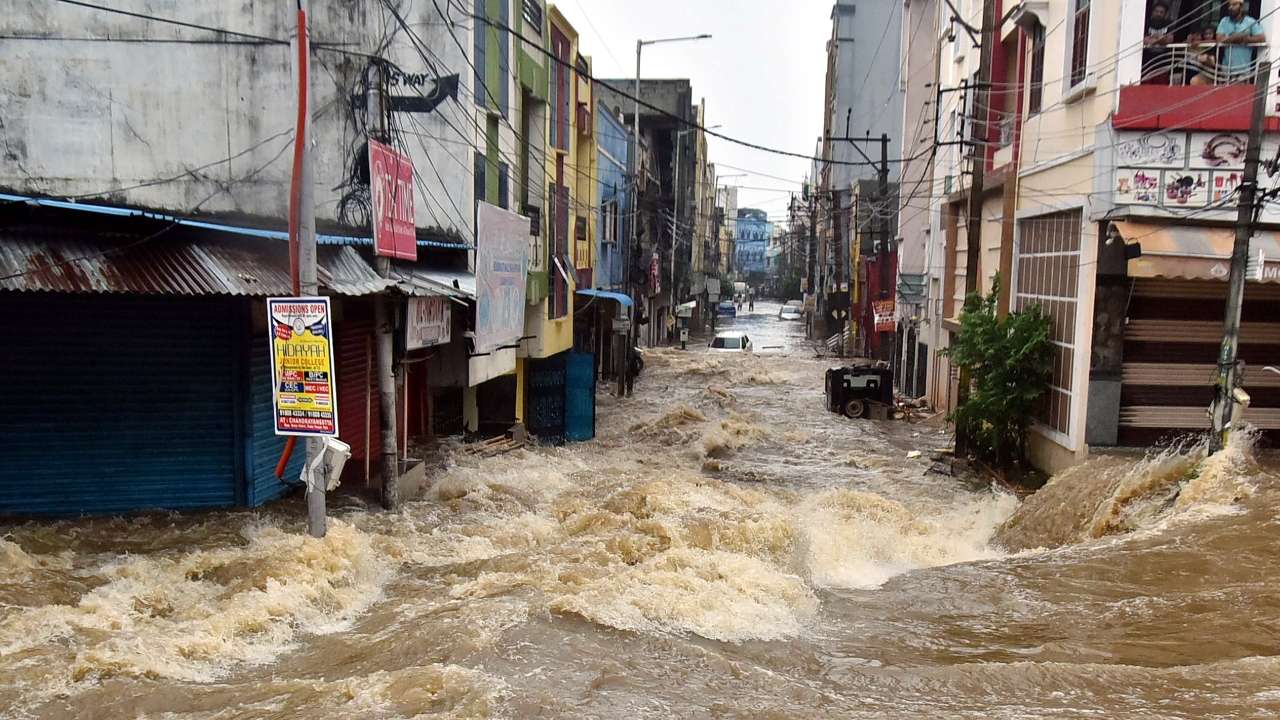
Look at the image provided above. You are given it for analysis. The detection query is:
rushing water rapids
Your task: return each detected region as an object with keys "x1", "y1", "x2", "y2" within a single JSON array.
[{"x1": 2, "y1": 304, "x2": 1279, "y2": 719}]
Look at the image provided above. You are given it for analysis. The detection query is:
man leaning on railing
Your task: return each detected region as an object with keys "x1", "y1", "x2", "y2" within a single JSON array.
[
  {"x1": 1143, "y1": 1, "x2": 1175, "y2": 84},
  {"x1": 1217, "y1": 0, "x2": 1266, "y2": 83}
]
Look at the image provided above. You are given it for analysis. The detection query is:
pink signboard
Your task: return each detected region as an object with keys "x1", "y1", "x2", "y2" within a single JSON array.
[{"x1": 368, "y1": 139, "x2": 417, "y2": 260}]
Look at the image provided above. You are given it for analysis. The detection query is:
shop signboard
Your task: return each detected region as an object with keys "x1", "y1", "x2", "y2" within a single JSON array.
[
  {"x1": 873, "y1": 299, "x2": 896, "y2": 332},
  {"x1": 406, "y1": 296, "x2": 451, "y2": 350},
  {"x1": 369, "y1": 138, "x2": 417, "y2": 260},
  {"x1": 1115, "y1": 168, "x2": 1162, "y2": 205},
  {"x1": 268, "y1": 297, "x2": 338, "y2": 437},
  {"x1": 475, "y1": 202, "x2": 530, "y2": 354}
]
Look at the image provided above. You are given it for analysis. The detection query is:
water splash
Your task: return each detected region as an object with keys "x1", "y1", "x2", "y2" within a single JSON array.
[
  {"x1": 997, "y1": 431, "x2": 1261, "y2": 551},
  {"x1": 0, "y1": 520, "x2": 394, "y2": 688},
  {"x1": 796, "y1": 488, "x2": 1017, "y2": 589}
]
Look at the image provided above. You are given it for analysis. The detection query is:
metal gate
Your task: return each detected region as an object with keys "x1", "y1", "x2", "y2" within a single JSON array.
[
  {"x1": 527, "y1": 354, "x2": 567, "y2": 444},
  {"x1": 0, "y1": 295, "x2": 239, "y2": 515},
  {"x1": 565, "y1": 351, "x2": 596, "y2": 441}
]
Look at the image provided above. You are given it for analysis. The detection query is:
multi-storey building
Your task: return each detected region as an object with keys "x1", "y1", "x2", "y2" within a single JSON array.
[{"x1": 915, "y1": 0, "x2": 1280, "y2": 472}]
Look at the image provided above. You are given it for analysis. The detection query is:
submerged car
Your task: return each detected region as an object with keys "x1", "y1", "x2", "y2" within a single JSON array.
[
  {"x1": 708, "y1": 332, "x2": 753, "y2": 352},
  {"x1": 716, "y1": 300, "x2": 737, "y2": 317},
  {"x1": 779, "y1": 302, "x2": 803, "y2": 321}
]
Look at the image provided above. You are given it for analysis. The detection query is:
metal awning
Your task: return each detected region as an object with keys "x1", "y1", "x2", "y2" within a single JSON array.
[
  {"x1": 1113, "y1": 220, "x2": 1280, "y2": 284},
  {"x1": 0, "y1": 192, "x2": 473, "y2": 249},
  {"x1": 390, "y1": 263, "x2": 476, "y2": 299},
  {"x1": 575, "y1": 288, "x2": 634, "y2": 307},
  {"x1": 0, "y1": 230, "x2": 389, "y2": 296}
]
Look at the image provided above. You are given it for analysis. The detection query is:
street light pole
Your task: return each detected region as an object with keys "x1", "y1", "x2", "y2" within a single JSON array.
[{"x1": 634, "y1": 33, "x2": 711, "y2": 346}]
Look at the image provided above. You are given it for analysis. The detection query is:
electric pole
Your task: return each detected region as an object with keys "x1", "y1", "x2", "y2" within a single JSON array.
[
  {"x1": 1208, "y1": 60, "x2": 1271, "y2": 454},
  {"x1": 366, "y1": 63, "x2": 400, "y2": 511},
  {"x1": 955, "y1": 0, "x2": 995, "y2": 456},
  {"x1": 291, "y1": 0, "x2": 324, "y2": 538}
]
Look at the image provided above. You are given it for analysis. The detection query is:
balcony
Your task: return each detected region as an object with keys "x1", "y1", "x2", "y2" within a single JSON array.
[{"x1": 1115, "y1": 44, "x2": 1270, "y2": 131}]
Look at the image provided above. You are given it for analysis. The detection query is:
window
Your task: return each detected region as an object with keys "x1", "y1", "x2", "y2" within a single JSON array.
[
  {"x1": 550, "y1": 156, "x2": 569, "y2": 319},
  {"x1": 601, "y1": 199, "x2": 618, "y2": 244},
  {"x1": 473, "y1": 151, "x2": 485, "y2": 219},
  {"x1": 550, "y1": 27, "x2": 571, "y2": 151},
  {"x1": 473, "y1": 0, "x2": 485, "y2": 108},
  {"x1": 498, "y1": 162, "x2": 509, "y2": 210},
  {"x1": 1014, "y1": 210, "x2": 1082, "y2": 437},
  {"x1": 1068, "y1": 0, "x2": 1091, "y2": 88},
  {"x1": 498, "y1": 0, "x2": 509, "y2": 117},
  {"x1": 522, "y1": 0, "x2": 543, "y2": 32},
  {"x1": 1029, "y1": 21, "x2": 1045, "y2": 114}
]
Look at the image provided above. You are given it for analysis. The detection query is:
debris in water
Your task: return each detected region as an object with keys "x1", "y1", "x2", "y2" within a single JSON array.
[{"x1": 906, "y1": 451, "x2": 922, "y2": 459}]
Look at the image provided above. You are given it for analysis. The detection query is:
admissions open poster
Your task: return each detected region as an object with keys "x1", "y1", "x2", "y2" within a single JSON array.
[{"x1": 268, "y1": 297, "x2": 339, "y2": 436}]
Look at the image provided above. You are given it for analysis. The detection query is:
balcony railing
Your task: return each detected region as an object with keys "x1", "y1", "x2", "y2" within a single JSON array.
[{"x1": 1140, "y1": 43, "x2": 1268, "y2": 86}]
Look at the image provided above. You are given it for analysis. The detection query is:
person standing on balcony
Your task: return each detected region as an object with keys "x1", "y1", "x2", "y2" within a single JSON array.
[
  {"x1": 1189, "y1": 27, "x2": 1221, "y2": 85},
  {"x1": 1143, "y1": 2, "x2": 1175, "y2": 84},
  {"x1": 1217, "y1": 0, "x2": 1266, "y2": 82}
]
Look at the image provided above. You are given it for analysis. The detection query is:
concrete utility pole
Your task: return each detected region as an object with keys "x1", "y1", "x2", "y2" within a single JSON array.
[
  {"x1": 291, "y1": 0, "x2": 324, "y2": 538},
  {"x1": 672, "y1": 132, "x2": 682, "y2": 328},
  {"x1": 1208, "y1": 60, "x2": 1271, "y2": 454},
  {"x1": 955, "y1": 0, "x2": 995, "y2": 456},
  {"x1": 365, "y1": 63, "x2": 400, "y2": 510}
]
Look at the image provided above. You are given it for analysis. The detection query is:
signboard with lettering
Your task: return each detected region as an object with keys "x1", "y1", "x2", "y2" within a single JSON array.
[
  {"x1": 475, "y1": 202, "x2": 530, "y2": 354},
  {"x1": 1114, "y1": 131, "x2": 1280, "y2": 215},
  {"x1": 405, "y1": 296, "x2": 451, "y2": 350},
  {"x1": 268, "y1": 297, "x2": 338, "y2": 436},
  {"x1": 369, "y1": 138, "x2": 417, "y2": 260},
  {"x1": 873, "y1": 299, "x2": 896, "y2": 332}
]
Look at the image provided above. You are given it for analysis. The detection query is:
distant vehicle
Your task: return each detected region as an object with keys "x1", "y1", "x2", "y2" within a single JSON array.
[
  {"x1": 709, "y1": 332, "x2": 753, "y2": 353},
  {"x1": 716, "y1": 300, "x2": 737, "y2": 317},
  {"x1": 779, "y1": 300, "x2": 803, "y2": 321}
]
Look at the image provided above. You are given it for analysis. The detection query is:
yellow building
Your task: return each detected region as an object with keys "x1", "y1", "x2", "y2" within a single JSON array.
[{"x1": 515, "y1": 5, "x2": 596, "y2": 433}]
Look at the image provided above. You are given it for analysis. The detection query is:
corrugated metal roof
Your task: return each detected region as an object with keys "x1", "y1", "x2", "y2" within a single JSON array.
[
  {"x1": 0, "y1": 192, "x2": 473, "y2": 249},
  {"x1": 391, "y1": 263, "x2": 476, "y2": 299},
  {"x1": 0, "y1": 230, "x2": 390, "y2": 296}
]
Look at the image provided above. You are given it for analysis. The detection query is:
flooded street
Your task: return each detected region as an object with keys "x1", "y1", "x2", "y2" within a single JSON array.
[{"x1": 3, "y1": 302, "x2": 1279, "y2": 719}]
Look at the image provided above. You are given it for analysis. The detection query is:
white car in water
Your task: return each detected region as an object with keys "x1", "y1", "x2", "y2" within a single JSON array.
[
  {"x1": 708, "y1": 332, "x2": 753, "y2": 353},
  {"x1": 779, "y1": 300, "x2": 804, "y2": 321}
]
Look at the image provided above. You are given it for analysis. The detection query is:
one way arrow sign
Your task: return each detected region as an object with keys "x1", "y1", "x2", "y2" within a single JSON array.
[
  {"x1": 354, "y1": 73, "x2": 460, "y2": 116},
  {"x1": 387, "y1": 73, "x2": 460, "y2": 114}
]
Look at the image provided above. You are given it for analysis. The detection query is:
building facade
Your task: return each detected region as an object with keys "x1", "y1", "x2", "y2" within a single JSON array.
[
  {"x1": 905, "y1": 0, "x2": 1280, "y2": 472},
  {"x1": 735, "y1": 208, "x2": 772, "y2": 280}
]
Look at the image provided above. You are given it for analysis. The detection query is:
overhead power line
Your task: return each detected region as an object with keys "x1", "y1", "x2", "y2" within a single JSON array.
[
  {"x1": 52, "y1": 0, "x2": 377, "y2": 58},
  {"x1": 462, "y1": 10, "x2": 926, "y2": 168}
]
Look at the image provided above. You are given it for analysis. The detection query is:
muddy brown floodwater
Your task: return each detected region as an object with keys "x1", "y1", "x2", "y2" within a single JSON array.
[{"x1": 3, "y1": 304, "x2": 1279, "y2": 719}]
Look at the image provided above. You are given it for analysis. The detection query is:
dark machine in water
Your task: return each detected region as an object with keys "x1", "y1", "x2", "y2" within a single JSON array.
[{"x1": 825, "y1": 365, "x2": 893, "y2": 419}]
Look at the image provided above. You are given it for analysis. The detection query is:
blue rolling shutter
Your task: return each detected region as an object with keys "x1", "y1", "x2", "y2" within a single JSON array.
[
  {"x1": 245, "y1": 333, "x2": 302, "y2": 506},
  {"x1": 564, "y1": 351, "x2": 595, "y2": 441},
  {"x1": 0, "y1": 295, "x2": 239, "y2": 515}
]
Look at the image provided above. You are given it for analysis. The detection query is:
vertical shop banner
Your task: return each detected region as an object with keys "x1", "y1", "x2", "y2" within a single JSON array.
[
  {"x1": 873, "y1": 299, "x2": 896, "y2": 332},
  {"x1": 475, "y1": 202, "x2": 531, "y2": 354},
  {"x1": 268, "y1": 297, "x2": 339, "y2": 436},
  {"x1": 369, "y1": 138, "x2": 417, "y2": 260},
  {"x1": 406, "y1": 295, "x2": 452, "y2": 350}
]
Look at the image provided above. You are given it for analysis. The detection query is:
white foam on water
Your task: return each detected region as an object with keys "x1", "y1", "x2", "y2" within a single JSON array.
[
  {"x1": 0, "y1": 519, "x2": 394, "y2": 685},
  {"x1": 796, "y1": 488, "x2": 1018, "y2": 590}
]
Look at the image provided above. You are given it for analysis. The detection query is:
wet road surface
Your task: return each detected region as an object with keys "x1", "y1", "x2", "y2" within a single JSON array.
[{"x1": 3, "y1": 301, "x2": 1279, "y2": 719}]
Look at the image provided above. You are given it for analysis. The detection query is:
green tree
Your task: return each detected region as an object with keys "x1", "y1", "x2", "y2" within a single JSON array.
[{"x1": 944, "y1": 275, "x2": 1054, "y2": 467}]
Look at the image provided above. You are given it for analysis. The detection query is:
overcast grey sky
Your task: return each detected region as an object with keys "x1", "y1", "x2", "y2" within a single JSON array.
[{"x1": 557, "y1": 0, "x2": 832, "y2": 220}]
